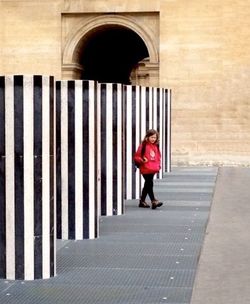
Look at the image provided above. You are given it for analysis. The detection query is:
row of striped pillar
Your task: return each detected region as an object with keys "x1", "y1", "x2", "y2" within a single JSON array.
[
  {"x1": 123, "y1": 85, "x2": 171, "y2": 200},
  {"x1": 0, "y1": 76, "x2": 171, "y2": 281},
  {"x1": 56, "y1": 81, "x2": 171, "y2": 220}
]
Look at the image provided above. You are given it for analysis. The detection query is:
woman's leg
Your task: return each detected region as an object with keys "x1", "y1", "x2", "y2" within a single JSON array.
[
  {"x1": 141, "y1": 174, "x2": 163, "y2": 209},
  {"x1": 141, "y1": 174, "x2": 156, "y2": 201}
]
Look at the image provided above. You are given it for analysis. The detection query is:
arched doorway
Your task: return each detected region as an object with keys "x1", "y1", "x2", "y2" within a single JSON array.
[
  {"x1": 81, "y1": 25, "x2": 148, "y2": 84},
  {"x1": 62, "y1": 15, "x2": 159, "y2": 86}
]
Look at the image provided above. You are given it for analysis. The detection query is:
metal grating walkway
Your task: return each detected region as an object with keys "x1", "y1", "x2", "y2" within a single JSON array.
[{"x1": 0, "y1": 167, "x2": 218, "y2": 304}]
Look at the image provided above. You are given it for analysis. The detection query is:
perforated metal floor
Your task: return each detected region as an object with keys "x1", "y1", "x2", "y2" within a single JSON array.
[{"x1": 0, "y1": 167, "x2": 218, "y2": 304}]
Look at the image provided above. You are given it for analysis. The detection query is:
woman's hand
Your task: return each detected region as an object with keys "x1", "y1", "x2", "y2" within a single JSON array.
[{"x1": 142, "y1": 156, "x2": 148, "y2": 163}]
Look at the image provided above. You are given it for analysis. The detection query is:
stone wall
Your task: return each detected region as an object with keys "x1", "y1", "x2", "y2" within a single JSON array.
[
  {"x1": 160, "y1": 0, "x2": 250, "y2": 166},
  {"x1": 0, "y1": 0, "x2": 62, "y2": 78},
  {"x1": 1, "y1": 0, "x2": 250, "y2": 166}
]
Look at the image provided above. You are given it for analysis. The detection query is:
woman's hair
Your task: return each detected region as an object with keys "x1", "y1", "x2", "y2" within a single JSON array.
[{"x1": 142, "y1": 129, "x2": 159, "y2": 144}]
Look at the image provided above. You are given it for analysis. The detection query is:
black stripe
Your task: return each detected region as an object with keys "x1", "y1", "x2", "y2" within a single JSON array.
[
  {"x1": 157, "y1": 88, "x2": 160, "y2": 132},
  {"x1": 0, "y1": 77, "x2": 6, "y2": 278},
  {"x1": 82, "y1": 81, "x2": 89, "y2": 238},
  {"x1": 156, "y1": 88, "x2": 160, "y2": 179},
  {"x1": 165, "y1": 89, "x2": 169, "y2": 172},
  {"x1": 131, "y1": 86, "x2": 136, "y2": 198},
  {"x1": 0, "y1": 77, "x2": 5, "y2": 155},
  {"x1": 49, "y1": 76, "x2": 55, "y2": 276},
  {"x1": 14, "y1": 75, "x2": 24, "y2": 280},
  {"x1": 121, "y1": 85, "x2": 125, "y2": 213},
  {"x1": 138, "y1": 87, "x2": 142, "y2": 196},
  {"x1": 112, "y1": 84, "x2": 118, "y2": 215},
  {"x1": 100, "y1": 84, "x2": 107, "y2": 215},
  {"x1": 146, "y1": 87, "x2": 149, "y2": 130},
  {"x1": 139, "y1": 86, "x2": 142, "y2": 138},
  {"x1": 56, "y1": 81, "x2": 62, "y2": 239},
  {"x1": 93, "y1": 82, "x2": 98, "y2": 237},
  {"x1": 169, "y1": 90, "x2": 172, "y2": 170},
  {"x1": 67, "y1": 81, "x2": 75, "y2": 239},
  {"x1": 123, "y1": 86, "x2": 127, "y2": 199},
  {"x1": 33, "y1": 75, "x2": 43, "y2": 279}
]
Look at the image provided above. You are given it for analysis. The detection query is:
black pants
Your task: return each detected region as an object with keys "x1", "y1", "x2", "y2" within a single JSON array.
[{"x1": 141, "y1": 174, "x2": 156, "y2": 202}]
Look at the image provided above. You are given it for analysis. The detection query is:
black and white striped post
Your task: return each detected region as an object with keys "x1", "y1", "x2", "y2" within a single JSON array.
[
  {"x1": 123, "y1": 85, "x2": 142, "y2": 200},
  {"x1": 150, "y1": 87, "x2": 165, "y2": 180},
  {"x1": 124, "y1": 85, "x2": 170, "y2": 200},
  {"x1": 56, "y1": 80, "x2": 99, "y2": 240},
  {"x1": 97, "y1": 83, "x2": 124, "y2": 216},
  {"x1": 0, "y1": 75, "x2": 55, "y2": 280},
  {"x1": 164, "y1": 89, "x2": 172, "y2": 173},
  {"x1": 139, "y1": 86, "x2": 165, "y2": 180}
]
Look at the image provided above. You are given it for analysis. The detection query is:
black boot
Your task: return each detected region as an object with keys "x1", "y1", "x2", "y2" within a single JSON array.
[
  {"x1": 138, "y1": 200, "x2": 150, "y2": 208},
  {"x1": 151, "y1": 200, "x2": 163, "y2": 209}
]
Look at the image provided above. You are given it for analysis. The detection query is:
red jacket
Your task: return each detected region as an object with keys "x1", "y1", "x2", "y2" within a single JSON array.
[{"x1": 134, "y1": 142, "x2": 161, "y2": 174}]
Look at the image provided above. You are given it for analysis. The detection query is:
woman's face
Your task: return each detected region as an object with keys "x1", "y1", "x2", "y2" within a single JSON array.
[{"x1": 148, "y1": 134, "x2": 157, "y2": 143}]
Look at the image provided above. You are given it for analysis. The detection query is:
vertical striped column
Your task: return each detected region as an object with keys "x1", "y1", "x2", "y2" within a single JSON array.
[
  {"x1": 158, "y1": 87, "x2": 164, "y2": 179},
  {"x1": 98, "y1": 83, "x2": 124, "y2": 216},
  {"x1": 0, "y1": 75, "x2": 55, "y2": 280},
  {"x1": 164, "y1": 89, "x2": 172, "y2": 173},
  {"x1": 124, "y1": 85, "x2": 142, "y2": 200},
  {"x1": 150, "y1": 87, "x2": 164, "y2": 179},
  {"x1": 124, "y1": 85, "x2": 170, "y2": 199},
  {"x1": 139, "y1": 86, "x2": 149, "y2": 191},
  {"x1": 56, "y1": 80, "x2": 98, "y2": 240}
]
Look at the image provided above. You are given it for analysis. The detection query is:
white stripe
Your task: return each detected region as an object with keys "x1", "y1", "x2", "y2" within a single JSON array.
[
  {"x1": 153, "y1": 88, "x2": 157, "y2": 130},
  {"x1": 140, "y1": 86, "x2": 146, "y2": 140},
  {"x1": 74, "y1": 81, "x2": 83, "y2": 240},
  {"x1": 162, "y1": 89, "x2": 166, "y2": 172},
  {"x1": 140, "y1": 86, "x2": 146, "y2": 192},
  {"x1": 117, "y1": 84, "x2": 122, "y2": 215},
  {"x1": 88, "y1": 81, "x2": 96, "y2": 238},
  {"x1": 106, "y1": 84, "x2": 113, "y2": 216},
  {"x1": 97, "y1": 84, "x2": 101, "y2": 217},
  {"x1": 125, "y1": 85, "x2": 132, "y2": 200},
  {"x1": 42, "y1": 76, "x2": 50, "y2": 278},
  {"x1": 167, "y1": 89, "x2": 171, "y2": 172},
  {"x1": 23, "y1": 76, "x2": 34, "y2": 280},
  {"x1": 5, "y1": 76, "x2": 15, "y2": 280},
  {"x1": 159, "y1": 88, "x2": 163, "y2": 178},
  {"x1": 61, "y1": 81, "x2": 68, "y2": 239},
  {"x1": 149, "y1": 87, "x2": 153, "y2": 129},
  {"x1": 152, "y1": 88, "x2": 159, "y2": 179},
  {"x1": 135, "y1": 86, "x2": 141, "y2": 199},
  {"x1": 162, "y1": 89, "x2": 165, "y2": 176}
]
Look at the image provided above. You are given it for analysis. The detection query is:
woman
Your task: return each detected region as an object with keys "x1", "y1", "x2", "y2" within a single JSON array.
[{"x1": 134, "y1": 129, "x2": 163, "y2": 209}]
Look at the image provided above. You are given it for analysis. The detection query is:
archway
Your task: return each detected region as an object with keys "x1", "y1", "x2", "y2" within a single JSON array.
[
  {"x1": 62, "y1": 15, "x2": 159, "y2": 86},
  {"x1": 81, "y1": 25, "x2": 148, "y2": 84}
]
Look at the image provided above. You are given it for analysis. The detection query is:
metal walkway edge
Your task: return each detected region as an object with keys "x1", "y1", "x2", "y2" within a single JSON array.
[
  {"x1": 191, "y1": 167, "x2": 250, "y2": 304},
  {"x1": 0, "y1": 167, "x2": 218, "y2": 304}
]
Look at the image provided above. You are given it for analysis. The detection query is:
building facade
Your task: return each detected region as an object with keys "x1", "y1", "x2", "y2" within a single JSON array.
[{"x1": 1, "y1": 0, "x2": 250, "y2": 166}]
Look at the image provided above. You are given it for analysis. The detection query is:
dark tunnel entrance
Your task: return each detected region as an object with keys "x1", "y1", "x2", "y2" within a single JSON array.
[{"x1": 80, "y1": 25, "x2": 149, "y2": 84}]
